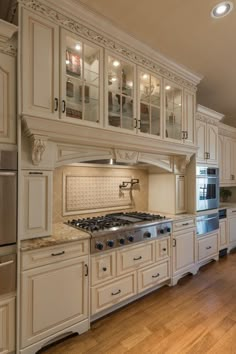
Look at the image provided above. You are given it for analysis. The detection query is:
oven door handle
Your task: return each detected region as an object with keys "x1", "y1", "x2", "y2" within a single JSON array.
[
  {"x1": 0, "y1": 260, "x2": 14, "y2": 267},
  {"x1": 0, "y1": 172, "x2": 16, "y2": 176}
]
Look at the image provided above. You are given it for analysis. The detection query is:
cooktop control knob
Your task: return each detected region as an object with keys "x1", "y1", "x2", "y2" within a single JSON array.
[
  {"x1": 144, "y1": 231, "x2": 151, "y2": 238},
  {"x1": 127, "y1": 235, "x2": 134, "y2": 242},
  {"x1": 119, "y1": 238, "x2": 125, "y2": 245},
  {"x1": 160, "y1": 229, "x2": 164, "y2": 234},
  {"x1": 96, "y1": 242, "x2": 104, "y2": 251},
  {"x1": 167, "y1": 227, "x2": 171, "y2": 233},
  {"x1": 107, "y1": 240, "x2": 114, "y2": 248}
]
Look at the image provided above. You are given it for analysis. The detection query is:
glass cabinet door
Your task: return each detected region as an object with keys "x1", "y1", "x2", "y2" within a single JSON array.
[
  {"x1": 62, "y1": 31, "x2": 100, "y2": 124},
  {"x1": 164, "y1": 81, "x2": 183, "y2": 141},
  {"x1": 107, "y1": 55, "x2": 134, "y2": 130},
  {"x1": 139, "y1": 71, "x2": 161, "y2": 136}
]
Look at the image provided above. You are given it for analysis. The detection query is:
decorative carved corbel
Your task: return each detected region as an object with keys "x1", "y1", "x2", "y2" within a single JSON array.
[
  {"x1": 175, "y1": 154, "x2": 192, "y2": 173},
  {"x1": 31, "y1": 135, "x2": 48, "y2": 165}
]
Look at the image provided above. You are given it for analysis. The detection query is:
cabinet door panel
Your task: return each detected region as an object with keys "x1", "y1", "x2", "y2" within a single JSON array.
[
  {"x1": 0, "y1": 52, "x2": 16, "y2": 144},
  {"x1": 21, "y1": 257, "x2": 88, "y2": 348},
  {"x1": 196, "y1": 120, "x2": 206, "y2": 162},
  {"x1": 198, "y1": 234, "x2": 218, "y2": 261},
  {"x1": 0, "y1": 296, "x2": 15, "y2": 354},
  {"x1": 138, "y1": 261, "x2": 169, "y2": 292},
  {"x1": 91, "y1": 252, "x2": 116, "y2": 286},
  {"x1": 21, "y1": 171, "x2": 52, "y2": 239},
  {"x1": 219, "y1": 220, "x2": 227, "y2": 249},
  {"x1": 218, "y1": 135, "x2": 224, "y2": 183},
  {"x1": 176, "y1": 175, "x2": 185, "y2": 213},
  {"x1": 207, "y1": 124, "x2": 218, "y2": 164},
  {"x1": 22, "y1": 9, "x2": 59, "y2": 118},
  {"x1": 173, "y1": 229, "x2": 195, "y2": 274},
  {"x1": 184, "y1": 90, "x2": 195, "y2": 145},
  {"x1": 223, "y1": 137, "x2": 232, "y2": 183},
  {"x1": 228, "y1": 216, "x2": 236, "y2": 243}
]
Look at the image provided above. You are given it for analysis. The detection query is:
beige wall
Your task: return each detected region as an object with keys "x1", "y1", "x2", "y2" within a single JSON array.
[{"x1": 53, "y1": 164, "x2": 148, "y2": 223}]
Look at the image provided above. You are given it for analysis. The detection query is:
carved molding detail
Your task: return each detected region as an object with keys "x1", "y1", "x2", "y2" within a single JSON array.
[
  {"x1": 115, "y1": 149, "x2": 139, "y2": 163},
  {"x1": 174, "y1": 155, "x2": 192, "y2": 173},
  {"x1": 218, "y1": 129, "x2": 236, "y2": 139},
  {"x1": 0, "y1": 36, "x2": 17, "y2": 56},
  {"x1": 31, "y1": 135, "x2": 47, "y2": 165},
  {"x1": 196, "y1": 113, "x2": 219, "y2": 126},
  {"x1": 19, "y1": 0, "x2": 197, "y2": 91}
]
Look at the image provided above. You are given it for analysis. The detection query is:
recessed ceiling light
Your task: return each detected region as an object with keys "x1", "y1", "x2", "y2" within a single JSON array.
[
  {"x1": 113, "y1": 60, "x2": 120, "y2": 67},
  {"x1": 165, "y1": 85, "x2": 171, "y2": 90},
  {"x1": 75, "y1": 44, "x2": 81, "y2": 50},
  {"x1": 142, "y1": 74, "x2": 148, "y2": 79},
  {"x1": 111, "y1": 77, "x2": 117, "y2": 82},
  {"x1": 211, "y1": 1, "x2": 234, "y2": 18}
]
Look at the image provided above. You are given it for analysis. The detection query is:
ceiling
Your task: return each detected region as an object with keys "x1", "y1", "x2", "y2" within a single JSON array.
[{"x1": 77, "y1": 0, "x2": 236, "y2": 126}]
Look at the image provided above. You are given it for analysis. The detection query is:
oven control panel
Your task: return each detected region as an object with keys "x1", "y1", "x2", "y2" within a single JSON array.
[{"x1": 91, "y1": 222, "x2": 172, "y2": 253}]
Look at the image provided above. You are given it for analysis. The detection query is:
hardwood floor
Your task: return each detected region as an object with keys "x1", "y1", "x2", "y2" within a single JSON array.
[{"x1": 42, "y1": 254, "x2": 236, "y2": 354}]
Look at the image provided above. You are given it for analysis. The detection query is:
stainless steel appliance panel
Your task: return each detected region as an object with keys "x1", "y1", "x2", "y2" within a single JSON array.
[
  {"x1": 196, "y1": 166, "x2": 219, "y2": 211},
  {"x1": 196, "y1": 213, "x2": 219, "y2": 236},
  {"x1": 0, "y1": 151, "x2": 17, "y2": 170},
  {"x1": 0, "y1": 171, "x2": 17, "y2": 246},
  {"x1": 0, "y1": 253, "x2": 16, "y2": 295}
]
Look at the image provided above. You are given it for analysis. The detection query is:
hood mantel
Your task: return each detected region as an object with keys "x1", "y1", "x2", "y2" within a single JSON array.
[{"x1": 22, "y1": 115, "x2": 197, "y2": 169}]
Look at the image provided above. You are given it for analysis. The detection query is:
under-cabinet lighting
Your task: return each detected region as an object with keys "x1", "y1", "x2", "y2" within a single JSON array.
[
  {"x1": 113, "y1": 60, "x2": 120, "y2": 67},
  {"x1": 65, "y1": 60, "x2": 70, "y2": 64},
  {"x1": 211, "y1": 1, "x2": 233, "y2": 18},
  {"x1": 75, "y1": 44, "x2": 81, "y2": 50},
  {"x1": 109, "y1": 158, "x2": 113, "y2": 165},
  {"x1": 165, "y1": 85, "x2": 171, "y2": 90}
]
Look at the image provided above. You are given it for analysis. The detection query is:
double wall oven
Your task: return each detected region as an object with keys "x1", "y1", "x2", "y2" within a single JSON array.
[
  {"x1": 0, "y1": 151, "x2": 17, "y2": 296},
  {"x1": 196, "y1": 166, "x2": 219, "y2": 237}
]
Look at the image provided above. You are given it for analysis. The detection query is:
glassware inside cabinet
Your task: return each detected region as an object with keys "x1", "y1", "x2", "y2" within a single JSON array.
[
  {"x1": 165, "y1": 83, "x2": 182, "y2": 140},
  {"x1": 64, "y1": 34, "x2": 100, "y2": 123},
  {"x1": 139, "y1": 72, "x2": 161, "y2": 136},
  {"x1": 107, "y1": 55, "x2": 134, "y2": 130}
]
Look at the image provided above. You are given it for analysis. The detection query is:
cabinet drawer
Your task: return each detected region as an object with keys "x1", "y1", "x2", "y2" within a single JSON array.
[
  {"x1": 91, "y1": 272, "x2": 137, "y2": 315},
  {"x1": 227, "y1": 209, "x2": 236, "y2": 217},
  {"x1": 117, "y1": 242, "x2": 155, "y2": 275},
  {"x1": 198, "y1": 233, "x2": 218, "y2": 261},
  {"x1": 156, "y1": 238, "x2": 169, "y2": 261},
  {"x1": 138, "y1": 261, "x2": 170, "y2": 293},
  {"x1": 91, "y1": 252, "x2": 116, "y2": 286},
  {"x1": 21, "y1": 240, "x2": 89, "y2": 270},
  {"x1": 173, "y1": 218, "x2": 195, "y2": 231}
]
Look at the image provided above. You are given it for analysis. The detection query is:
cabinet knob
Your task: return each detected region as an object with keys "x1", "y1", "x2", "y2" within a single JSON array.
[{"x1": 102, "y1": 267, "x2": 107, "y2": 272}]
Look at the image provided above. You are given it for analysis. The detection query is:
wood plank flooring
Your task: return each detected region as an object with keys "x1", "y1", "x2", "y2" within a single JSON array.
[{"x1": 41, "y1": 254, "x2": 236, "y2": 354}]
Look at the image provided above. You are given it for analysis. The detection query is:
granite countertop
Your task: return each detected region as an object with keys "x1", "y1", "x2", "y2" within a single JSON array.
[
  {"x1": 168, "y1": 213, "x2": 196, "y2": 221},
  {"x1": 20, "y1": 223, "x2": 90, "y2": 251},
  {"x1": 219, "y1": 202, "x2": 236, "y2": 209}
]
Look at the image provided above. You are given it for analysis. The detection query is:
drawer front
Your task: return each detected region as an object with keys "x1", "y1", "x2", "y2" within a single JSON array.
[
  {"x1": 117, "y1": 242, "x2": 155, "y2": 275},
  {"x1": 156, "y1": 238, "x2": 169, "y2": 261},
  {"x1": 227, "y1": 209, "x2": 236, "y2": 217},
  {"x1": 21, "y1": 240, "x2": 89, "y2": 270},
  {"x1": 91, "y1": 272, "x2": 137, "y2": 315},
  {"x1": 173, "y1": 218, "x2": 195, "y2": 232},
  {"x1": 198, "y1": 234, "x2": 218, "y2": 261},
  {"x1": 138, "y1": 261, "x2": 170, "y2": 293},
  {"x1": 91, "y1": 252, "x2": 116, "y2": 286}
]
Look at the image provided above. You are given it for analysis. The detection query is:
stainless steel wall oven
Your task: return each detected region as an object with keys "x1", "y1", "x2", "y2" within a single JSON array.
[{"x1": 196, "y1": 166, "x2": 219, "y2": 212}]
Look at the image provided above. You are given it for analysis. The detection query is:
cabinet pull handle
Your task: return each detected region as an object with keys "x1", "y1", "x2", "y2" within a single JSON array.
[
  {"x1": 134, "y1": 118, "x2": 137, "y2": 128},
  {"x1": 206, "y1": 246, "x2": 212, "y2": 250},
  {"x1": 173, "y1": 239, "x2": 176, "y2": 247},
  {"x1": 133, "y1": 256, "x2": 142, "y2": 261},
  {"x1": 204, "y1": 152, "x2": 208, "y2": 159},
  {"x1": 185, "y1": 131, "x2": 188, "y2": 140},
  {"x1": 29, "y1": 172, "x2": 43, "y2": 175},
  {"x1": 182, "y1": 131, "x2": 185, "y2": 140},
  {"x1": 182, "y1": 222, "x2": 189, "y2": 226},
  {"x1": 62, "y1": 100, "x2": 66, "y2": 113},
  {"x1": 152, "y1": 273, "x2": 160, "y2": 278},
  {"x1": 85, "y1": 264, "x2": 88, "y2": 276},
  {"x1": 102, "y1": 267, "x2": 107, "y2": 272},
  {"x1": 112, "y1": 289, "x2": 121, "y2": 296},
  {"x1": 51, "y1": 251, "x2": 65, "y2": 257},
  {"x1": 0, "y1": 260, "x2": 14, "y2": 268},
  {"x1": 162, "y1": 248, "x2": 167, "y2": 251},
  {"x1": 137, "y1": 119, "x2": 141, "y2": 130},
  {"x1": 232, "y1": 210, "x2": 236, "y2": 213},
  {"x1": 54, "y1": 98, "x2": 59, "y2": 111}
]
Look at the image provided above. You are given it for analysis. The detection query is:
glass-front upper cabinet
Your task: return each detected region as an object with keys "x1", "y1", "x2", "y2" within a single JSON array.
[
  {"x1": 138, "y1": 70, "x2": 161, "y2": 137},
  {"x1": 106, "y1": 54, "x2": 135, "y2": 131},
  {"x1": 164, "y1": 81, "x2": 183, "y2": 141},
  {"x1": 61, "y1": 30, "x2": 101, "y2": 124}
]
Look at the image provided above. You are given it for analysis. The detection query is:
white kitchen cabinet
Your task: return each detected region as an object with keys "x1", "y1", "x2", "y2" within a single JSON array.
[
  {"x1": 156, "y1": 238, "x2": 169, "y2": 261},
  {"x1": 138, "y1": 260, "x2": 169, "y2": 293},
  {"x1": 21, "y1": 9, "x2": 59, "y2": 119},
  {"x1": 219, "y1": 135, "x2": 236, "y2": 186},
  {"x1": 22, "y1": 9, "x2": 102, "y2": 126},
  {"x1": 197, "y1": 232, "x2": 218, "y2": 263},
  {"x1": 148, "y1": 174, "x2": 186, "y2": 214},
  {"x1": 0, "y1": 51, "x2": 16, "y2": 145},
  {"x1": 227, "y1": 209, "x2": 236, "y2": 251},
  {"x1": 219, "y1": 219, "x2": 228, "y2": 251},
  {"x1": 20, "y1": 244, "x2": 89, "y2": 350},
  {"x1": 20, "y1": 170, "x2": 52, "y2": 240},
  {"x1": 91, "y1": 251, "x2": 116, "y2": 286},
  {"x1": 172, "y1": 222, "x2": 196, "y2": 285},
  {"x1": 0, "y1": 295, "x2": 15, "y2": 354},
  {"x1": 196, "y1": 119, "x2": 218, "y2": 165}
]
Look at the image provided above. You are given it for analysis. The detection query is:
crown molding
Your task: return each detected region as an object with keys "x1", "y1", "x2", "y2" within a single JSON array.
[
  {"x1": 19, "y1": 0, "x2": 202, "y2": 90},
  {"x1": 218, "y1": 122, "x2": 236, "y2": 138},
  {"x1": 0, "y1": 20, "x2": 17, "y2": 56},
  {"x1": 196, "y1": 104, "x2": 224, "y2": 121}
]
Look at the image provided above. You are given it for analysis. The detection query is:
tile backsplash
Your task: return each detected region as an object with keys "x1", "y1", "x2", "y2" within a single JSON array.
[{"x1": 53, "y1": 165, "x2": 148, "y2": 223}]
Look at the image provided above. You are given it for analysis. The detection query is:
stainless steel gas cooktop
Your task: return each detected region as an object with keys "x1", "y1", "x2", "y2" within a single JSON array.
[{"x1": 67, "y1": 212, "x2": 172, "y2": 253}]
